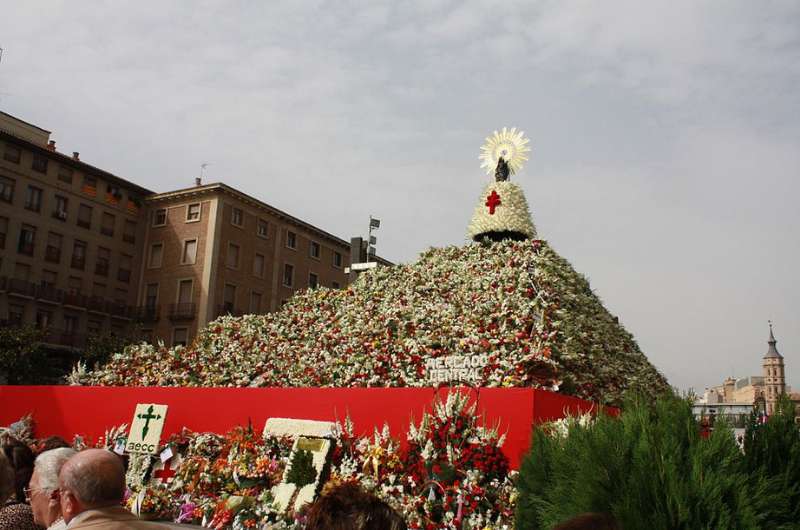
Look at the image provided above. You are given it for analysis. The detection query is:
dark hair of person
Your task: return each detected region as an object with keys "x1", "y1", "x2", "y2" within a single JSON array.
[
  {"x1": 305, "y1": 482, "x2": 407, "y2": 530},
  {"x1": 2, "y1": 439, "x2": 35, "y2": 503},
  {"x1": 552, "y1": 512, "x2": 621, "y2": 530},
  {"x1": 38, "y1": 436, "x2": 71, "y2": 454}
]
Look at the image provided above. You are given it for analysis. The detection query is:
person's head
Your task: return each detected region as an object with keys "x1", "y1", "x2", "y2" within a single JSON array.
[
  {"x1": 305, "y1": 482, "x2": 407, "y2": 530},
  {"x1": 2, "y1": 438, "x2": 35, "y2": 502},
  {"x1": 38, "y1": 436, "x2": 71, "y2": 454},
  {"x1": 0, "y1": 451, "x2": 16, "y2": 505},
  {"x1": 552, "y1": 512, "x2": 621, "y2": 530},
  {"x1": 28, "y1": 447, "x2": 77, "y2": 527},
  {"x1": 58, "y1": 449, "x2": 126, "y2": 523}
]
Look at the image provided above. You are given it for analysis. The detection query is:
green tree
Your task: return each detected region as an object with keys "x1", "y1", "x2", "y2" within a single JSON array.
[{"x1": 0, "y1": 326, "x2": 48, "y2": 384}]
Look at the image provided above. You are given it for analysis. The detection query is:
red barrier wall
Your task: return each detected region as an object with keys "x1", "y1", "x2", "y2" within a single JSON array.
[{"x1": 0, "y1": 386, "x2": 602, "y2": 469}]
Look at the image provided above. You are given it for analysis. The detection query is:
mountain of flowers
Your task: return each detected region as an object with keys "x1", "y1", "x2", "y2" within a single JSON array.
[{"x1": 81, "y1": 239, "x2": 668, "y2": 404}]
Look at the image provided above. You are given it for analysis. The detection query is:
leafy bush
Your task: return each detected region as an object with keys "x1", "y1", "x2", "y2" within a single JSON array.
[
  {"x1": 516, "y1": 393, "x2": 769, "y2": 530},
  {"x1": 0, "y1": 326, "x2": 49, "y2": 384}
]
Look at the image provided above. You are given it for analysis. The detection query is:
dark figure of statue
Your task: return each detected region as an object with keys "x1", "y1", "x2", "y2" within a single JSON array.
[{"x1": 495, "y1": 157, "x2": 510, "y2": 182}]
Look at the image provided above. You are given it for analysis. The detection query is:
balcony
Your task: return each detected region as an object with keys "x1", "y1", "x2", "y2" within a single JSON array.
[
  {"x1": 71, "y1": 255, "x2": 86, "y2": 270},
  {"x1": 77, "y1": 218, "x2": 91, "y2": 229},
  {"x1": 87, "y1": 296, "x2": 109, "y2": 314},
  {"x1": 7, "y1": 278, "x2": 37, "y2": 298},
  {"x1": 37, "y1": 284, "x2": 64, "y2": 304},
  {"x1": 45, "y1": 245, "x2": 61, "y2": 263},
  {"x1": 100, "y1": 226, "x2": 114, "y2": 237},
  {"x1": 117, "y1": 269, "x2": 131, "y2": 283},
  {"x1": 169, "y1": 303, "x2": 196, "y2": 321},
  {"x1": 135, "y1": 305, "x2": 160, "y2": 323},
  {"x1": 107, "y1": 301, "x2": 132, "y2": 319},
  {"x1": 63, "y1": 291, "x2": 89, "y2": 308},
  {"x1": 52, "y1": 210, "x2": 68, "y2": 222},
  {"x1": 95, "y1": 261, "x2": 109, "y2": 276}
]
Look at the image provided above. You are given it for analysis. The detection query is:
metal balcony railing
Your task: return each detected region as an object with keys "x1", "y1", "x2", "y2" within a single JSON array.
[
  {"x1": 169, "y1": 303, "x2": 196, "y2": 321},
  {"x1": 135, "y1": 305, "x2": 160, "y2": 322},
  {"x1": 95, "y1": 261, "x2": 109, "y2": 276},
  {"x1": 45, "y1": 245, "x2": 61, "y2": 263},
  {"x1": 71, "y1": 255, "x2": 86, "y2": 270}
]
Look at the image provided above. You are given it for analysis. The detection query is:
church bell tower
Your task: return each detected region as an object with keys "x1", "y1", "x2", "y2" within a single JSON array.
[{"x1": 762, "y1": 321, "x2": 786, "y2": 415}]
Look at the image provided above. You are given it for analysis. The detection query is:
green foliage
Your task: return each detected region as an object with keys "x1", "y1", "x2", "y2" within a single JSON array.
[
  {"x1": 742, "y1": 395, "x2": 800, "y2": 528},
  {"x1": 0, "y1": 326, "x2": 48, "y2": 384},
  {"x1": 516, "y1": 394, "x2": 768, "y2": 530},
  {"x1": 83, "y1": 331, "x2": 133, "y2": 369},
  {"x1": 285, "y1": 449, "x2": 317, "y2": 488}
]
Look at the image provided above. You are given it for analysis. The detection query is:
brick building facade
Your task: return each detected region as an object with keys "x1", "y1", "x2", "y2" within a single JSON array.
[{"x1": 0, "y1": 111, "x2": 386, "y2": 349}]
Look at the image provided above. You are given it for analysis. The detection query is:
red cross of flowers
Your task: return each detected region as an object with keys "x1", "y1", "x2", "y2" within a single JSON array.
[
  {"x1": 154, "y1": 460, "x2": 176, "y2": 483},
  {"x1": 485, "y1": 190, "x2": 501, "y2": 215}
]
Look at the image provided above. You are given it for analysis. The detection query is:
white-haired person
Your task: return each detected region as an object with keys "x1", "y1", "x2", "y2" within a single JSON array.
[
  {"x1": 27, "y1": 447, "x2": 76, "y2": 530},
  {"x1": 58, "y1": 448, "x2": 164, "y2": 529},
  {"x1": 0, "y1": 448, "x2": 38, "y2": 530}
]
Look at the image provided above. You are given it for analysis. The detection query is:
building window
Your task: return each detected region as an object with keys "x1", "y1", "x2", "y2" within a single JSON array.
[
  {"x1": 118, "y1": 254, "x2": 132, "y2": 283},
  {"x1": 309, "y1": 272, "x2": 318, "y2": 289},
  {"x1": 71, "y1": 240, "x2": 87, "y2": 270},
  {"x1": 8, "y1": 304, "x2": 24, "y2": 326},
  {"x1": 77, "y1": 204, "x2": 92, "y2": 229},
  {"x1": 3, "y1": 144, "x2": 21, "y2": 164},
  {"x1": 45, "y1": 232, "x2": 62, "y2": 263},
  {"x1": 81, "y1": 175, "x2": 97, "y2": 197},
  {"x1": 0, "y1": 176, "x2": 15, "y2": 203},
  {"x1": 173, "y1": 328, "x2": 188, "y2": 347},
  {"x1": 36, "y1": 309, "x2": 52, "y2": 329},
  {"x1": 310, "y1": 241, "x2": 321, "y2": 259},
  {"x1": 14, "y1": 262, "x2": 31, "y2": 281},
  {"x1": 232, "y1": 207, "x2": 244, "y2": 227},
  {"x1": 41, "y1": 270, "x2": 57, "y2": 289},
  {"x1": 153, "y1": 208, "x2": 167, "y2": 227},
  {"x1": 95, "y1": 247, "x2": 111, "y2": 276},
  {"x1": 18, "y1": 224, "x2": 36, "y2": 256},
  {"x1": 25, "y1": 186, "x2": 42, "y2": 212},
  {"x1": 0, "y1": 216, "x2": 8, "y2": 249},
  {"x1": 186, "y1": 203, "x2": 201, "y2": 222},
  {"x1": 286, "y1": 230, "x2": 297, "y2": 249},
  {"x1": 257, "y1": 219, "x2": 268, "y2": 238},
  {"x1": 92, "y1": 282, "x2": 106, "y2": 298},
  {"x1": 57, "y1": 165, "x2": 74, "y2": 184},
  {"x1": 123, "y1": 220, "x2": 136, "y2": 244},
  {"x1": 106, "y1": 184, "x2": 122, "y2": 204},
  {"x1": 227, "y1": 243, "x2": 240, "y2": 269},
  {"x1": 31, "y1": 154, "x2": 48, "y2": 174},
  {"x1": 149, "y1": 243, "x2": 163, "y2": 268},
  {"x1": 222, "y1": 284, "x2": 236, "y2": 313},
  {"x1": 332, "y1": 281, "x2": 340, "y2": 289},
  {"x1": 145, "y1": 283, "x2": 159, "y2": 307},
  {"x1": 177, "y1": 279, "x2": 193, "y2": 304},
  {"x1": 101, "y1": 212, "x2": 116, "y2": 237},
  {"x1": 87, "y1": 319, "x2": 102, "y2": 336},
  {"x1": 182, "y1": 239, "x2": 198, "y2": 265},
  {"x1": 53, "y1": 195, "x2": 68, "y2": 221},
  {"x1": 250, "y1": 291, "x2": 262, "y2": 313},
  {"x1": 333, "y1": 251, "x2": 342, "y2": 268},
  {"x1": 253, "y1": 253, "x2": 265, "y2": 277},
  {"x1": 64, "y1": 314, "x2": 80, "y2": 335},
  {"x1": 283, "y1": 263, "x2": 294, "y2": 287},
  {"x1": 67, "y1": 276, "x2": 82, "y2": 295}
]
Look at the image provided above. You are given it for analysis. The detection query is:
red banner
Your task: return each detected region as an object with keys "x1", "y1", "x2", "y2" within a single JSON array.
[{"x1": 0, "y1": 386, "x2": 605, "y2": 469}]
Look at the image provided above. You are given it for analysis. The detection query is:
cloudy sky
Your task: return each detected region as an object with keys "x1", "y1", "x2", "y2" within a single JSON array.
[{"x1": 1, "y1": 1, "x2": 798, "y2": 393}]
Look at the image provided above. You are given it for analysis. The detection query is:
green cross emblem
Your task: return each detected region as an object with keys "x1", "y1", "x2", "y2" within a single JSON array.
[{"x1": 136, "y1": 405, "x2": 162, "y2": 439}]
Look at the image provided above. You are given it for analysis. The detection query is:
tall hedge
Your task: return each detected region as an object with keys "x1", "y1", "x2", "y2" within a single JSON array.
[{"x1": 516, "y1": 393, "x2": 800, "y2": 530}]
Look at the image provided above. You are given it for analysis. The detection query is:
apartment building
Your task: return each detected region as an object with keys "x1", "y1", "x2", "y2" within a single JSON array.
[
  {"x1": 0, "y1": 113, "x2": 150, "y2": 348},
  {"x1": 0, "y1": 111, "x2": 386, "y2": 349},
  {"x1": 137, "y1": 183, "x2": 353, "y2": 345}
]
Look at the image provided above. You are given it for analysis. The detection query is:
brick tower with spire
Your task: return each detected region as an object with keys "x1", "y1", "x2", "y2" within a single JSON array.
[{"x1": 762, "y1": 321, "x2": 786, "y2": 415}]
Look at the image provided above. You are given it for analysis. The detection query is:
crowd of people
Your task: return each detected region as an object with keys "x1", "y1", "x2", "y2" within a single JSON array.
[{"x1": 1, "y1": 434, "x2": 617, "y2": 529}]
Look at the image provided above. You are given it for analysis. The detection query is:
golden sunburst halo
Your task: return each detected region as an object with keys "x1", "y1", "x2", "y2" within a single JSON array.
[{"x1": 479, "y1": 127, "x2": 531, "y2": 175}]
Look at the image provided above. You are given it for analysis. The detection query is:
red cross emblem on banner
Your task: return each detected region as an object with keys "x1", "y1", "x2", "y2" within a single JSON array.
[
  {"x1": 153, "y1": 460, "x2": 176, "y2": 483},
  {"x1": 485, "y1": 190, "x2": 501, "y2": 215}
]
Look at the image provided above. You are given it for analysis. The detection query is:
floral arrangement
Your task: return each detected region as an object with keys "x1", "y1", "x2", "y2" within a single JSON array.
[{"x1": 80, "y1": 240, "x2": 667, "y2": 405}]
